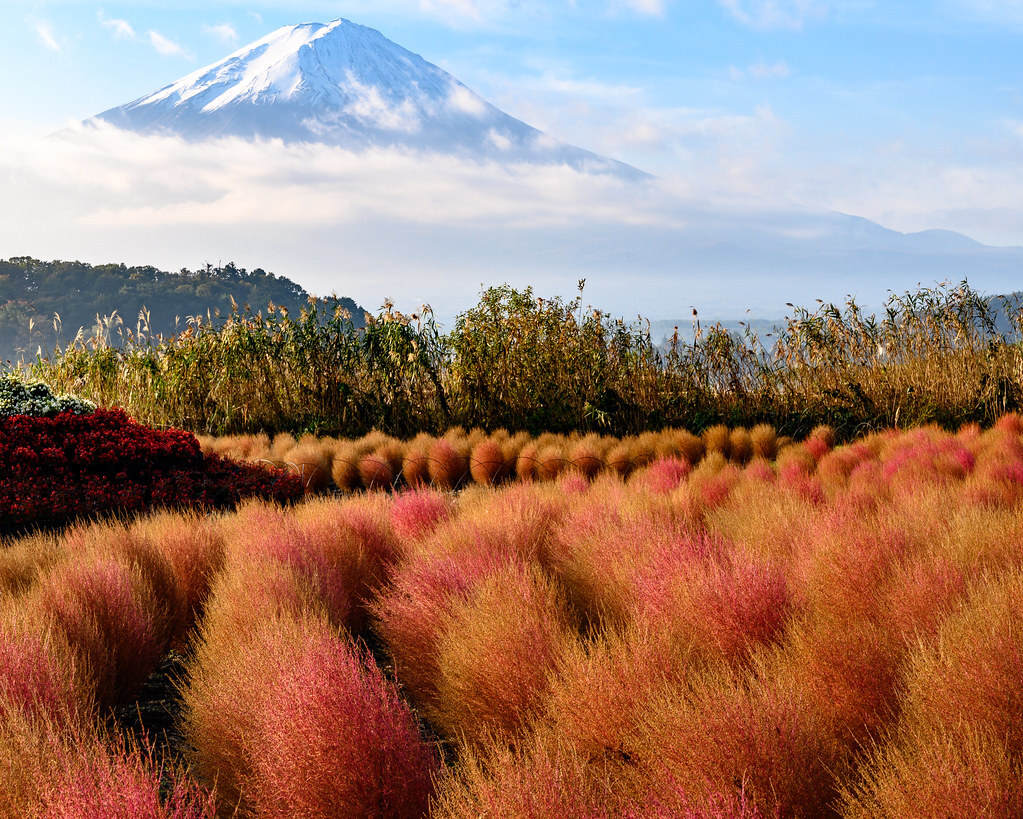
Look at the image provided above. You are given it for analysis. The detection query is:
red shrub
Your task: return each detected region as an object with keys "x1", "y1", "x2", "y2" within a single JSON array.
[
  {"x1": 370, "y1": 547, "x2": 514, "y2": 715},
  {"x1": 549, "y1": 490, "x2": 716, "y2": 629},
  {"x1": 429, "y1": 437, "x2": 471, "y2": 489},
  {"x1": 630, "y1": 457, "x2": 691, "y2": 494},
  {"x1": 542, "y1": 627, "x2": 686, "y2": 772},
  {"x1": 282, "y1": 441, "x2": 334, "y2": 493},
  {"x1": 842, "y1": 719, "x2": 1023, "y2": 819},
  {"x1": 31, "y1": 557, "x2": 166, "y2": 710},
  {"x1": 245, "y1": 622, "x2": 438, "y2": 819},
  {"x1": 702, "y1": 425, "x2": 732, "y2": 459},
  {"x1": 749, "y1": 424, "x2": 777, "y2": 461},
  {"x1": 401, "y1": 434, "x2": 435, "y2": 488},
  {"x1": 603, "y1": 442, "x2": 634, "y2": 478},
  {"x1": 637, "y1": 553, "x2": 793, "y2": 668},
  {"x1": 390, "y1": 489, "x2": 451, "y2": 544},
  {"x1": 567, "y1": 436, "x2": 606, "y2": 480},
  {"x1": 129, "y1": 510, "x2": 227, "y2": 646},
  {"x1": 432, "y1": 735, "x2": 623, "y2": 819},
  {"x1": 39, "y1": 735, "x2": 216, "y2": 819},
  {"x1": 634, "y1": 662, "x2": 844, "y2": 817},
  {"x1": 0, "y1": 623, "x2": 87, "y2": 726},
  {"x1": 0, "y1": 409, "x2": 301, "y2": 535},
  {"x1": 784, "y1": 618, "x2": 905, "y2": 748},
  {"x1": 357, "y1": 443, "x2": 405, "y2": 491},
  {"x1": 901, "y1": 571, "x2": 1023, "y2": 757},
  {"x1": 535, "y1": 444, "x2": 568, "y2": 482}
]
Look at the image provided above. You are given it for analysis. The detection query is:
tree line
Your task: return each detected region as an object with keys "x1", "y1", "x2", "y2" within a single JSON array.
[{"x1": 0, "y1": 257, "x2": 364, "y2": 362}]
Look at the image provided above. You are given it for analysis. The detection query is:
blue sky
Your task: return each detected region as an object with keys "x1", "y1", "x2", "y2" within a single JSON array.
[
  {"x1": 3, "y1": 0, "x2": 1022, "y2": 246},
  {"x1": 0, "y1": 1, "x2": 1020, "y2": 321}
]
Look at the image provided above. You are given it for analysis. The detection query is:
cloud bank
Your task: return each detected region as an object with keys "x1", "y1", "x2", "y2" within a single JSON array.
[{"x1": 2, "y1": 124, "x2": 1021, "y2": 325}]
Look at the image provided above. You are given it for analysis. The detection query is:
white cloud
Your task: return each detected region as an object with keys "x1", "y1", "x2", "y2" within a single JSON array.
[
  {"x1": 202, "y1": 23, "x2": 239, "y2": 45},
  {"x1": 719, "y1": 0, "x2": 828, "y2": 29},
  {"x1": 0, "y1": 125, "x2": 686, "y2": 319},
  {"x1": 749, "y1": 60, "x2": 791, "y2": 80},
  {"x1": 486, "y1": 128, "x2": 513, "y2": 150},
  {"x1": 615, "y1": 0, "x2": 668, "y2": 15},
  {"x1": 729, "y1": 60, "x2": 791, "y2": 80},
  {"x1": 32, "y1": 19, "x2": 61, "y2": 52},
  {"x1": 148, "y1": 30, "x2": 192, "y2": 59},
  {"x1": 3, "y1": 124, "x2": 1022, "y2": 324},
  {"x1": 340, "y1": 72, "x2": 423, "y2": 132},
  {"x1": 447, "y1": 84, "x2": 488, "y2": 116},
  {"x1": 98, "y1": 13, "x2": 135, "y2": 39},
  {"x1": 416, "y1": 0, "x2": 492, "y2": 23}
]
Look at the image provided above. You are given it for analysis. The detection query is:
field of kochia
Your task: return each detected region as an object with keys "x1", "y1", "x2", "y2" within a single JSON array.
[{"x1": 5, "y1": 415, "x2": 1023, "y2": 817}]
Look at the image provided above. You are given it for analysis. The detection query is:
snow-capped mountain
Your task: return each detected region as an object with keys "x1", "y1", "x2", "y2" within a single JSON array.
[{"x1": 90, "y1": 19, "x2": 644, "y2": 177}]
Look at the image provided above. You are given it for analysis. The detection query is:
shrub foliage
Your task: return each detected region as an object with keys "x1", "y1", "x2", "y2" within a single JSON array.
[{"x1": 0, "y1": 408, "x2": 301, "y2": 535}]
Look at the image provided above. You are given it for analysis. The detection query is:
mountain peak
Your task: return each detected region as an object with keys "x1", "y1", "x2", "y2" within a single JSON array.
[{"x1": 89, "y1": 18, "x2": 646, "y2": 177}]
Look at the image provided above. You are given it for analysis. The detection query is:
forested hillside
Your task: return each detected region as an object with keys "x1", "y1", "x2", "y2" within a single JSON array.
[{"x1": 0, "y1": 257, "x2": 364, "y2": 361}]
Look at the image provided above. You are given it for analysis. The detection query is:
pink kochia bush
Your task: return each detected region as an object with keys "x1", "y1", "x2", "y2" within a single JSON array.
[
  {"x1": 30, "y1": 557, "x2": 167, "y2": 711},
  {"x1": 0, "y1": 408, "x2": 302, "y2": 535},
  {"x1": 0, "y1": 694, "x2": 214, "y2": 819},
  {"x1": 183, "y1": 608, "x2": 436, "y2": 819},
  {"x1": 245, "y1": 619, "x2": 438, "y2": 819},
  {"x1": 11, "y1": 418, "x2": 1023, "y2": 816}
]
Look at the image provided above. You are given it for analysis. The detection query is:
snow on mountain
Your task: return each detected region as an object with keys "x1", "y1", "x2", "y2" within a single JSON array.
[
  {"x1": 68, "y1": 17, "x2": 1023, "y2": 319},
  {"x1": 90, "y1": 19, "x2": 645, "y2": 177}
]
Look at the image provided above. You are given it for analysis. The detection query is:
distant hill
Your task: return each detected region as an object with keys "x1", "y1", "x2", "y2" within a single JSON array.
[{"x1": 0, "y1": 257, "x2": 365, "y2": 363}]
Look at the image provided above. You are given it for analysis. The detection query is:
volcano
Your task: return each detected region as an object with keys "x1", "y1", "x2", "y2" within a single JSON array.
[{"x1": 89, "y1": 18, "x2": 646, "y2": 177}]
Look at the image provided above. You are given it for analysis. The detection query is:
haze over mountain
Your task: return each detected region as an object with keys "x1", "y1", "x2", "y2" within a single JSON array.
[
  {"x1": 4, "y1": 17, "x2": 1018, "y2": 325},
  {"x1": 90, "y1": 19, "x2": 644, "y2": 178}
]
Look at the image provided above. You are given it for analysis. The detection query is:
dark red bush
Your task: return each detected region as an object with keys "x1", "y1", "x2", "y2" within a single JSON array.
[{"x1": 0, "y1": 409, "x2": 302, "y2": 534}]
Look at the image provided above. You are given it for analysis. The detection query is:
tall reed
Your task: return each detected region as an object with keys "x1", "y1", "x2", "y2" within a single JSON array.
[{"x1": 30, "y1": 281, "x2": 1023, "y2": 440}]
